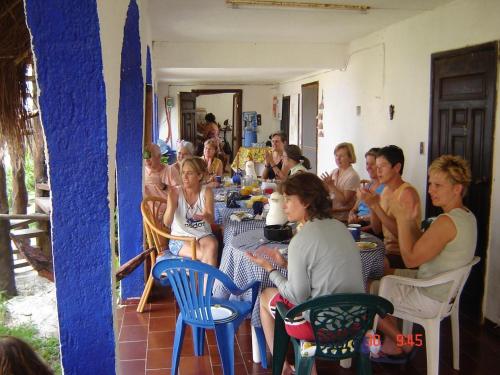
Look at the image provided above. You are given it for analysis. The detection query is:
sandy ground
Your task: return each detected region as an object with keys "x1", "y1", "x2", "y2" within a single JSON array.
[{"x1": 5, "y1": 270, "x2": 59, "y2": 338}]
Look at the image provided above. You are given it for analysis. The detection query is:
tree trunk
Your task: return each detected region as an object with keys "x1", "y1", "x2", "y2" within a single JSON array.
[
  {"x1": 32, "y1": 115, "x2": 47, "y2": 194},
  {"x1": 0, "y1": 160, "x2": 17, "y2": 296},
  {"x1": 10, "y1": 143, "x2": 28, "y2": 214}
]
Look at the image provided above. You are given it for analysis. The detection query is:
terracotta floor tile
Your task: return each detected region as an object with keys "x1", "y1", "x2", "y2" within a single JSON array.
[
  {"x1": 148, "y1": 303, "x2": 177, "y2": 317},
  {"x1": 237, "y1": 334, "x2": 253, "y2": 353},
  {"x1": 147, "y1": 348, "x2": 173, "y2": 370},
  {"x1": 123, "y1": 311, "x2": 150, "y2": 326},
  {"x1": 119, "y1": 341, "x2": 147, "y2": 361},
  {"x1": 119, "y1": 359, "x2": 146, "y2": 375},
  {"x1": 149, "y1": 316, "x2": 177, "y2": 332},
  {"x1": 146, "y1": 369, "x2": 170, "y2": 375},
  {"x1": 212, "y1": 363, "x2": 248, "y2": 375},
  {"x1": 120, "y1": 325, "x2": 149, "y2": 342},
  {"x1": 149, "y1": 331, "x2": 176, "y2": 349},
  {"x1": 178, "y1": 356, "x2": 212, "y2": 375}
]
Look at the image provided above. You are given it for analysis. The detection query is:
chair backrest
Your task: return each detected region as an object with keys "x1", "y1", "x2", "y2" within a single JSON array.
[
  {"x1": 141, "y1": 196, "x2": 169, "y2": 254},
  {"x1": 141, "y1": 196, "x2": 197, "y2": 259},
  {"x1": 283, "y1": 294, "x2": 393, "y2": 360},
  {"x1": 152, "y1": 258, "x2": 253, "y2": 328},
  {"x1": 436, "y1": 256, "x2": 480, "y2": 319}
]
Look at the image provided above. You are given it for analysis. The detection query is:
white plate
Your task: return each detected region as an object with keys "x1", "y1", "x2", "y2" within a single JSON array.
[{"x1": 211, "y1": 305, "x2": 237, "y2": 322}]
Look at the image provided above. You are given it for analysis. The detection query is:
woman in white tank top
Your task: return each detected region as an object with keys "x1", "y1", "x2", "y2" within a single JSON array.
[
  {"x1": 163, "y1": 157, "x2": 218, "y2": 266},
  {"x1": 374, "y1": 155, "x2": 477, "y2": 360}
]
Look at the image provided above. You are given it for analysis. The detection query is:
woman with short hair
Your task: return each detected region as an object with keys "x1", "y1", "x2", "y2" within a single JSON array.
[
  {"x1": 162, "y1": 157, "x2": 218, "y2": 266},
  {"x1": 246, "y1": 172, "x2": 364, "y2": 375},
  {"x1": 373, "y1": 155, "x2": 477, "y2": 361},
  {"x1": 282, "y1": 144, "x2": 311, "y2": 176},
  {"x1": 321, "y1": 142, "x2": 361, "y2": 223}
]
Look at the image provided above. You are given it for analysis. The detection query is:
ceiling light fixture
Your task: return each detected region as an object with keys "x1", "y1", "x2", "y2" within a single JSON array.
[{"x1": 226, "y1": 0, "x2": 370, "y2": 12}]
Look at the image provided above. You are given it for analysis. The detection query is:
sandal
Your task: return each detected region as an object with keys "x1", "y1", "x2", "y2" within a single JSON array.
[{"x1": 370, "y1": 347, "x2": 417, "y2": 365}]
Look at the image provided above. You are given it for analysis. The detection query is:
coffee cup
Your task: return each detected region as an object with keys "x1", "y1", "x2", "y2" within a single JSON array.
[{"x1": 348, "y1": 224, "x2": 361, "y2": 241}]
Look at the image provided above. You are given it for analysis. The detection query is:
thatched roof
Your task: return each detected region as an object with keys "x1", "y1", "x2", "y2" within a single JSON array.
[{"x1": 0, "y1": 0, "x2": 33, "y2": 160}]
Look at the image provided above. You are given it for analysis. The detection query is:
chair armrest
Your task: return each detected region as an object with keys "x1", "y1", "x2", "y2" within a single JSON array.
[{"x1": 381, "y1": 270, "x2": 463, "y2": 289}]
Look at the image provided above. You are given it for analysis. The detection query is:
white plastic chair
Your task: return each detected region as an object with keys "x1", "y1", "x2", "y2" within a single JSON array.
[{"x1": 375, "y1": 256, "x2": 480, "y2": 375}]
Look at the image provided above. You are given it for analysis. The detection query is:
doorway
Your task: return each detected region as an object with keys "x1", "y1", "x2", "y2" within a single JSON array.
[
  {"x1": 281, "y1": 96, "x2": 290, "y2": 142},
  {"x1": 179, "y1": 89, "x2": 242, "y2": 163},
  {"x1": 428, "y1": 42, "x2": 498, "y2": 318},
  {"x1": 301, "y1": 82, "x2": 319, "y2": 173}
]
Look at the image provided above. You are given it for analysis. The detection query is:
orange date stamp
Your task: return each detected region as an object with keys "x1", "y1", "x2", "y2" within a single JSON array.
[{"x1": 366, "y1": 333, "x2": 423, "y2": 347}]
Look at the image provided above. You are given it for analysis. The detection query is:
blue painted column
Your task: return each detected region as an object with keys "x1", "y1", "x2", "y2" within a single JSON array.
[
  {"x1": 116, "y1": 0, "x2": 145, "y2": 299},
  {"x1": 24, "y1": 0, "x2": 115, "y2": 373}
]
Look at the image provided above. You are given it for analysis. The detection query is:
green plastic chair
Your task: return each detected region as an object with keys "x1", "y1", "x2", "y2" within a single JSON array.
[{"x1": 272, "y1": 294, "x2": 394, "y2": 375}]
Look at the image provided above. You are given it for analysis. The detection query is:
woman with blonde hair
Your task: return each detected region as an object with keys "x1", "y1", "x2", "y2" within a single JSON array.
[
  {"x1": 372, "y1": 155, "x2": 477, "y2": 362},
  {"x1": 162, "y1": 157, "x2": 218, "y2": 266},
  {"x1": 202, "y1": 138, "x2": 223, "y2": 185},
  {"x1": 321, "y1": 142, "x2": 360, "y2": 222},
  {"x1": 283, "y1": 144, "x2": 311, "y2": 176}
]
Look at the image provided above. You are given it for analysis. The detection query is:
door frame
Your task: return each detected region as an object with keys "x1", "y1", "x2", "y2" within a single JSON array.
[{"x1": 191, "y1": 89, "x2": 243, "y2": 153}]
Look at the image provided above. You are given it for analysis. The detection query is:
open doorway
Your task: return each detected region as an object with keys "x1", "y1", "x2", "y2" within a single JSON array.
[
  {"x1": 301, "y1": 82, "x2": 319, "y2": 173},
  {"x1": 179, "y1": 89, "x2": 242, "y2": 165}
]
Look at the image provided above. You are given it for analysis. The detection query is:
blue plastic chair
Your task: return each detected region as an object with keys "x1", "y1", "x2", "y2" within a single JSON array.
[{"x1": 152, "y1": 258, "x2": 261, "y2": 375}]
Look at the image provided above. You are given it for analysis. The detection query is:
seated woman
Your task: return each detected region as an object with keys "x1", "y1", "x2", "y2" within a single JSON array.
[
  {"x1": 263, "y1": 131, "x2": 287, "y2": 180},
  {"x1": 162, "y1": 157, "x2": 218, "y2": 266},
  {"x1": 202, "y1": 138, "x2": 223, "y2": 186},
  {"x1": 348, "y1": 147, "x2": 383, "y2": 231},
  {"x1": 144, "y1": 143, "x2": 169, "y2": 200},
  {"x1": 283, "y1": 144, "x2": 311, "y2": 176},
  {"x1": 166, "y1": 140, "x2": 194, "y2": 186},
  {"x1": 246, "y1": 173, "x2": 365, "y2": 375},
  {"x1": 321, "y1": 142, "x2": 361, "y2": 223},
  {"x1": 373, "y1": 155, "x2": 477, "y2": 360}
]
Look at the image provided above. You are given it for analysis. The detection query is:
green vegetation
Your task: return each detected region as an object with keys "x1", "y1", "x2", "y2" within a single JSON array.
[{"x1": 0, "y1": 292, "x2": 61, "y2": 374}]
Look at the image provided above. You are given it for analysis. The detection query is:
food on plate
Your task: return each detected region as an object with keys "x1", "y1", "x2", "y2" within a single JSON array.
[{"x1": 356, "y1": 241, "x2": 377, "y2": 250}]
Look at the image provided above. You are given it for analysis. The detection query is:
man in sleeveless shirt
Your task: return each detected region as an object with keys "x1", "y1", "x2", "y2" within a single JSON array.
[{"x1": 359, "y1": 145, "x2": 421, "y2": 269}]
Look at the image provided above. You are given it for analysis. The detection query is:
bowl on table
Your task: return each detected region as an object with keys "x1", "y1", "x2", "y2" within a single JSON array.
[{"x1": 264, "y1": 224, "x2": 293, "y2": 242}]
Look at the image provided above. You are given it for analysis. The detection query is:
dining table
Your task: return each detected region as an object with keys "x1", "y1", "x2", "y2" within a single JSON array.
[{"x1": 211, "y1": 191, "x2": 385, "y2": 364}]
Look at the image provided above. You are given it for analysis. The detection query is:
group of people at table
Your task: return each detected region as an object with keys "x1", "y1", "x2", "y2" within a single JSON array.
[{"x1": 144, "y1": 131, "x2": 477, "y2": 373}]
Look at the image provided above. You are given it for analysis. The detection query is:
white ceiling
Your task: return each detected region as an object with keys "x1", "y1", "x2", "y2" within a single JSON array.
[{"x1": 148, "y1": 0, "x2": 455, "y2": 84}]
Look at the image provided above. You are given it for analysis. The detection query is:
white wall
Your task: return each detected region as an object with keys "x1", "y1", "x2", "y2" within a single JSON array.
[
  {"x1": 156, "y1": 83, "x2": 280, "y2": 148},
  {"x1": 278, "y1": 0, "x2": 500, "y2": 323},
  {"x1": 196, "y1": 93, "x2": 234, "y2": 127}
]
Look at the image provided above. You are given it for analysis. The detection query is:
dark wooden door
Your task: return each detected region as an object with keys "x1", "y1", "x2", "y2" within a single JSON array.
[
  {"x1": 232, "y1": 92, "x2": 242, "y2": 156},
  {"x1": 428, "y1": 42, "x2": 497, "y2": 318},
  {"x1": 301, "y1": 82, "x2": 319, "y2": 173},
  {"x1": 281, "y1": 96, "x2": 290, "y2": 142},
  {"x1": 144, "y1": 84, "x2": 153, "y2": 145},
  {"x1": 179, "y1": 92, "x2": 197, "y2": 145}
]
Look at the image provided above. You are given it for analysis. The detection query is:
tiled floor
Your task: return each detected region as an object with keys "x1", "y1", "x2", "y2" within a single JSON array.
[{"x1": 117, "y1": 288, "x2": 500, "y2": 375}]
